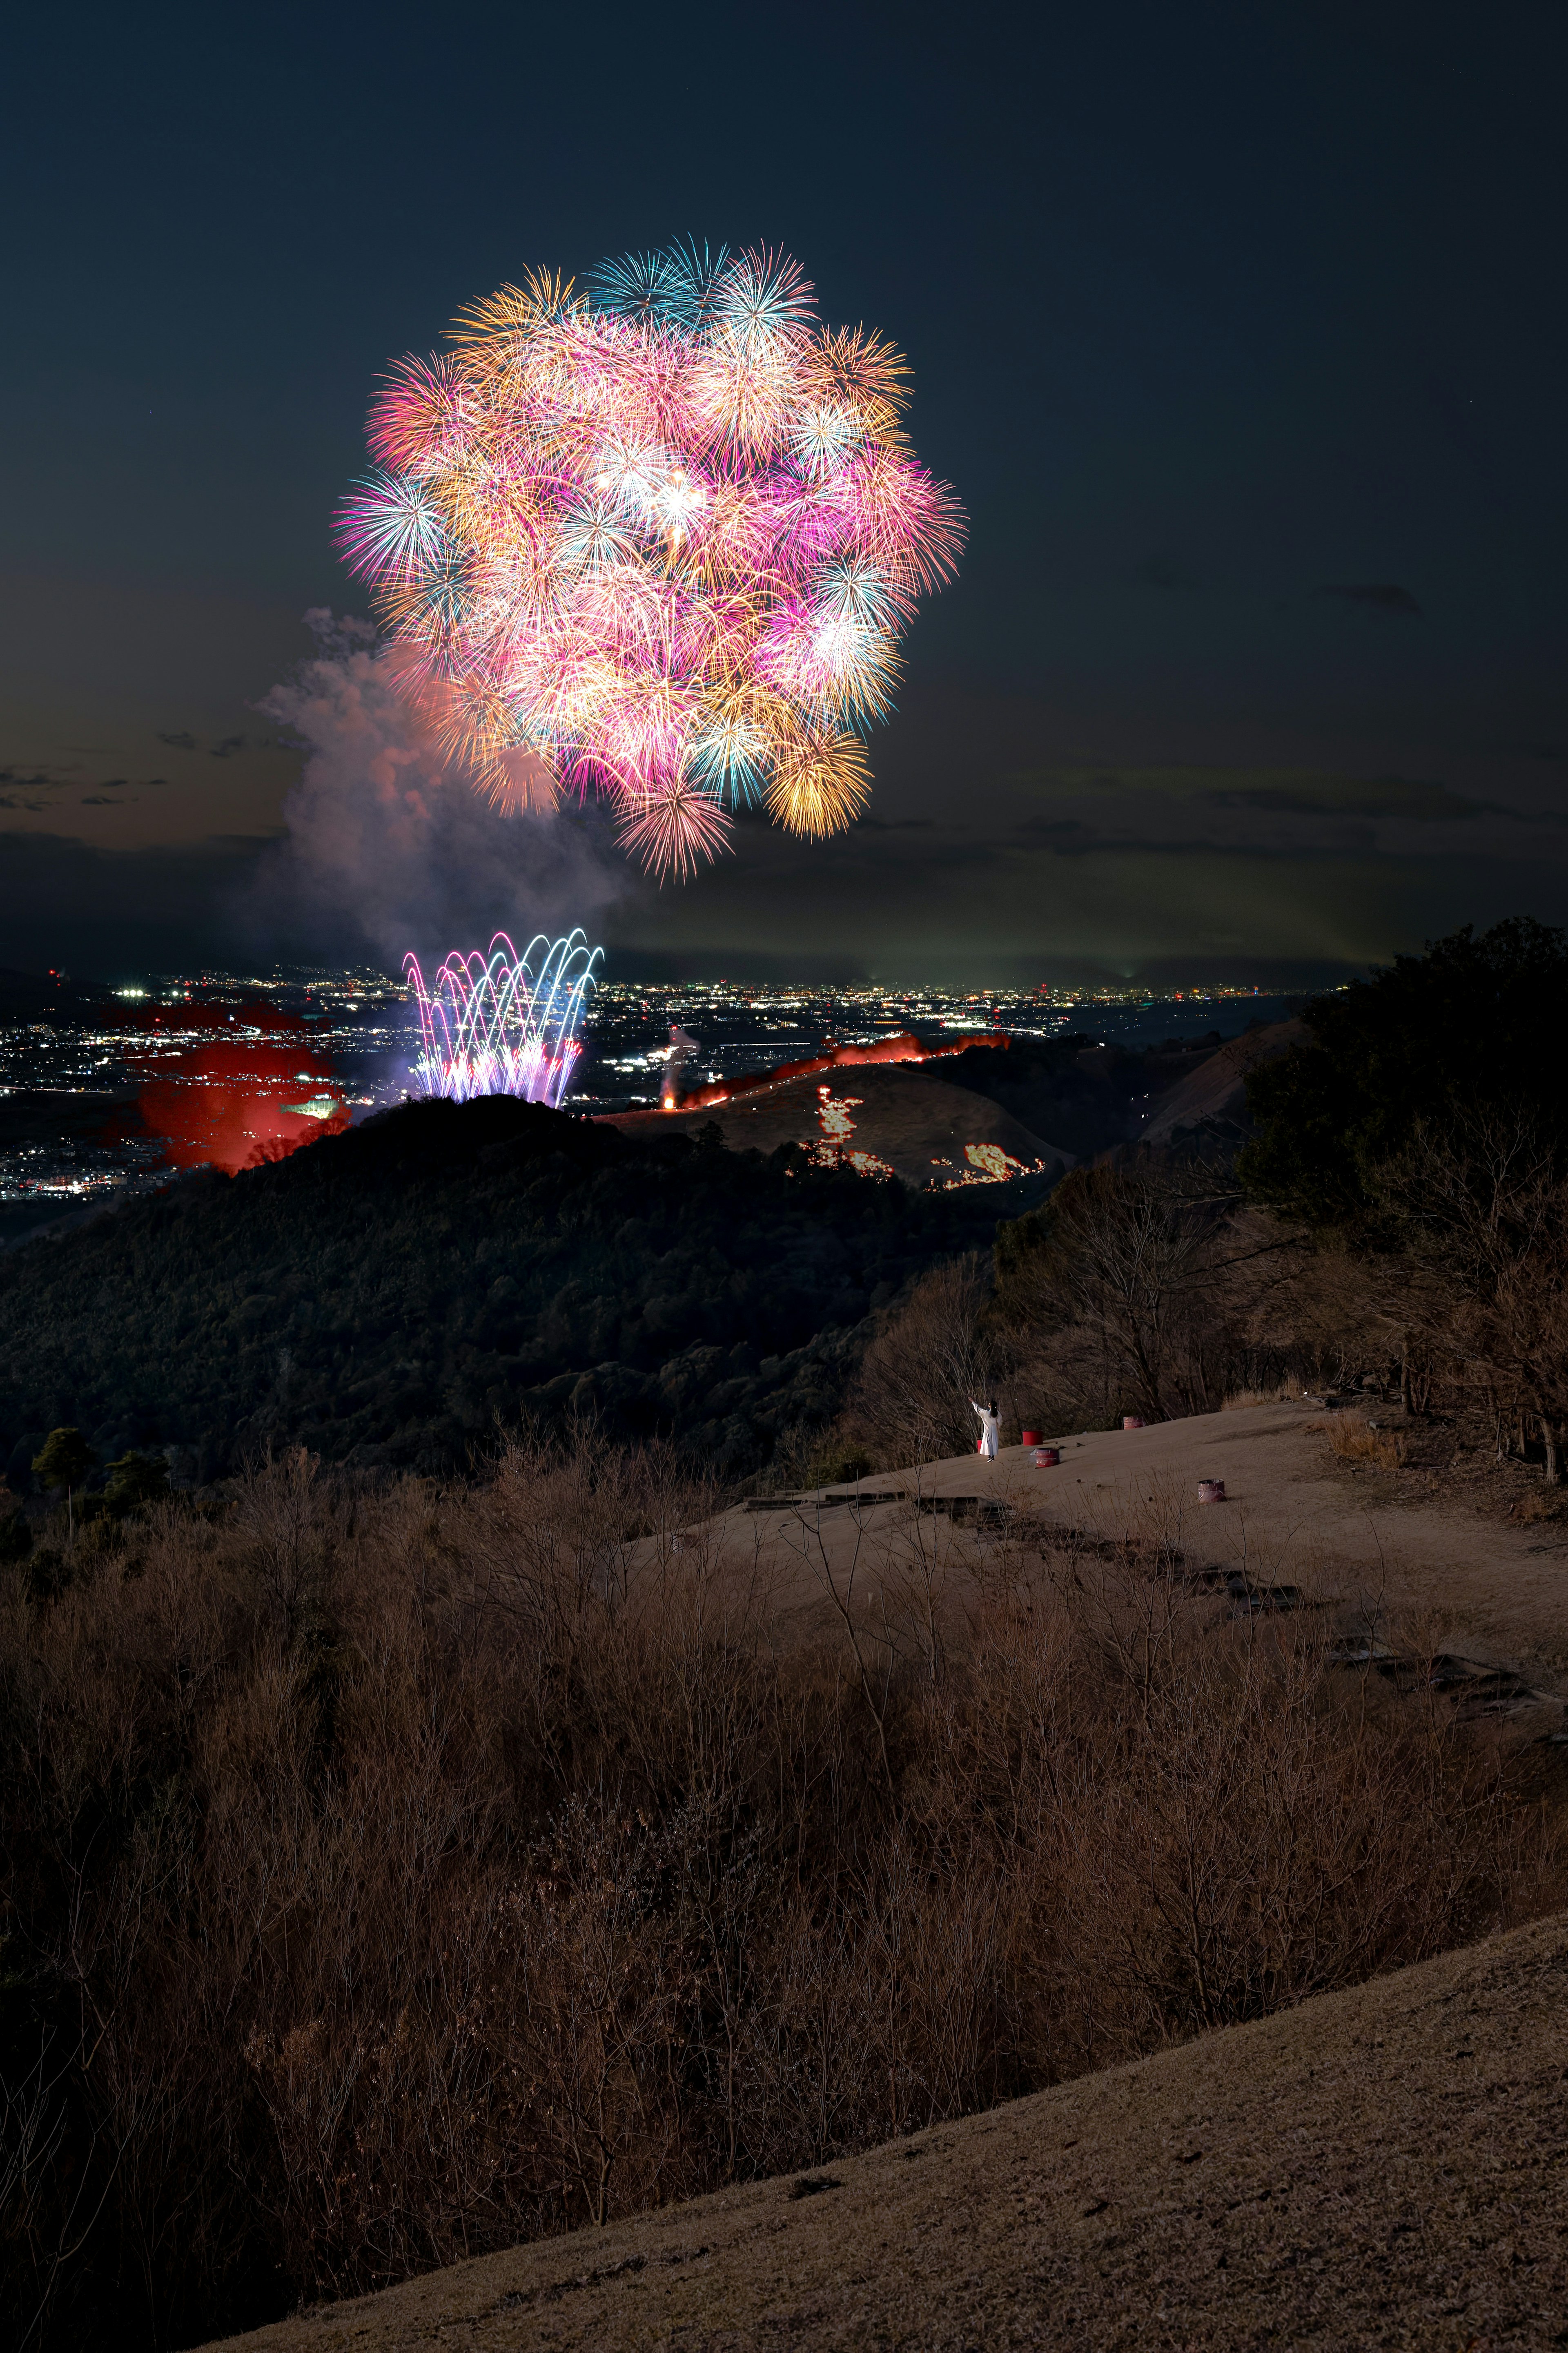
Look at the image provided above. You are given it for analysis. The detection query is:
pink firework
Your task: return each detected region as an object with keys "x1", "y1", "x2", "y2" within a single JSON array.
[{"x1": 338, "y1": 245, "x2": 963, "y2": 877}]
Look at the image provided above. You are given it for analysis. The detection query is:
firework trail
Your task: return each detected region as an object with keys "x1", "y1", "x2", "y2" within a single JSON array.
[
  {"x1": 404, "y1": 930, "x2": 601, "y2": 1106},
  {"x1": 339, "y1": 243, "x2": 964, "y2": 880}
]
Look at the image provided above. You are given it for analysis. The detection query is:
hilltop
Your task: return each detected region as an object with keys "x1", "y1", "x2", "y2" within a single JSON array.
[
  {"x1": 612, "y1": 1021, "x2": 1306, "y2": 1180},
  {"x1": 0, "y1": 1093, "x2": 1025, "y2": 1487},
  {"x1": 607, "y1": 1059, "x2": 1071, "y2": 1184},
  {"x1": 7, "y1": 1403, "x2": 1562, "y2": 2352},
  {"x1": 683, "y1": 1401, "x2": 1568, "y2": 1686},
  {"x1": 0, "y1": 1023, "x2": 1313, "y2": 1490}
]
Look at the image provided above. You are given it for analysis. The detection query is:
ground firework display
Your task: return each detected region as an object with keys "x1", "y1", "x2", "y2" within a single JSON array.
[
  {"x1": 404, "y1": 931, "x2": 600, "y2": 1106},
  {"x1": 339, "y1": 244, "x2": 964, "y2": 879}
]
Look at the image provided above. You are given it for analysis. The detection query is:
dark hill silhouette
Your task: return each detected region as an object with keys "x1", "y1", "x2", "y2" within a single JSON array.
[{"x1": 0, "y1": 1096, "x2": 1020, "y2": 1486}]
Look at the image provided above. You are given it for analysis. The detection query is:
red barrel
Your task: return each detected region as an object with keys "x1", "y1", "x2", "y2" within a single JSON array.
[
  {"x1": 1020, "y1": 1427, "x2": 1041, "y2": 1446},
  {"x1": 1197, "y1": 1478, "x2": 1226, "y2": 1504},
  {"x1": 1123, "y1": 1415, "x2": 1146, "y2": 1430},
  {"x1": 1033, "y1": 1447, "x2": 1059, "y2": 1468}
]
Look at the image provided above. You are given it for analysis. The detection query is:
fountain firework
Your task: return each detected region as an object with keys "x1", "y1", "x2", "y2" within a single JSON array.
[
  {"x1": 338, "y1": 243, "x2": 964, "y2": 879},
  {"x1": 404, "y1": 930, "x2": 600, "y2": 1106}
]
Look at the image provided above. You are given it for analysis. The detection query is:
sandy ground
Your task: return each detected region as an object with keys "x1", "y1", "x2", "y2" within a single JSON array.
[
  {"x1": 726, "y1": 1401, "x2": 1568, "y2": 1691},
  {"x1": 202, "y1": 1905, "x2": 1568, "y2": 2352}
]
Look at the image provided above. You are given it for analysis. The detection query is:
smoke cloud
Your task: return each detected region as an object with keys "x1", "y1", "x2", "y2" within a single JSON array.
[{"x1": 254, "y1": 612, "x2": 627, "y2": 969}]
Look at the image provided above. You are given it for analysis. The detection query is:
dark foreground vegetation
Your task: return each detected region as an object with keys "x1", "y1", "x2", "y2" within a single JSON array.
[
  {"x1": 2, "y1": 1439, "x2": 1556, "y2": 2350},
  {"x1": 0, "y1": 1100, "x2": 1019, "y2": 1493},
  {"x1": 5, "y1": 920, "x2": 1568, "y2": 2351}
]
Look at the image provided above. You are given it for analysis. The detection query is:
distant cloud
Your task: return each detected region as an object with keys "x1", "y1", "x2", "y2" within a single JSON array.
[
  {"x1": 977, "y1": 759, "x2": 1568, "y2": 874},
  {"x1": 1317, "y1": 582, "x2": 1422, "y2": 616},
  {"x1": 2, "y1": 761, "x2": 165, "y2": 808},
  {"x1": 1016, "y1": 767, "x2": 1476, "y2": 819},
  {"x1": 159, "y1": 725, "x2": 274, "y2": 758}
]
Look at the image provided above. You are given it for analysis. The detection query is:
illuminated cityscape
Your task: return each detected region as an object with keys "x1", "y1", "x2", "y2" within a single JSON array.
[{"x1": 0, "y1": 965, "x2": 1316, "y2": 1236}]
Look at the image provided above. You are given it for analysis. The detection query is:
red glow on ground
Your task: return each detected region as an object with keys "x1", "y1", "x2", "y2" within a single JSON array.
[
  {"x1": 135, "y1": 1043, "x2": 350, "y2": 1172},
  {"x1": 668, "y1": 1029, "x2": 979, "y2": 1113},
  {"x1": 113, "y1": 1008, "x2": 351, "y2": 1174}
]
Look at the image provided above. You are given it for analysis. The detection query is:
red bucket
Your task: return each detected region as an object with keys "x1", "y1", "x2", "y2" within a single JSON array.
[
  {"x1": 1033, "y1": 1447, "x2": 1059, "y2": 1468},
  {"x1": 1020, "y1": 1427, "x2": 1041, "y2": 1446},
  {"x1": 1197, "y1": 1478, "x2": 1227, "y2": 1504},
  {"x1": 1123, "y1": 1415, "x2": 1146, "y2": 1431}
]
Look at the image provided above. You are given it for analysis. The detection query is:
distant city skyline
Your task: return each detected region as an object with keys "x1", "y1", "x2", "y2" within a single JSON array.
[{"x1": 1, "y1": 962, "x2": 1316, "y2": 1224}]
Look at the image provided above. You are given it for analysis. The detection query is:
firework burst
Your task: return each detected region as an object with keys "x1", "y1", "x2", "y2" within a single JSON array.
[
  {"x1": 405, "y1": 930, "x2": 600, "y2": 1106},
  {"x1": 340, "y1": 244, "x2": 963, "y2": 879}
]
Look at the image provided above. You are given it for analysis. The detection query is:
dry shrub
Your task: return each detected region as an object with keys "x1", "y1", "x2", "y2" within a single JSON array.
[
  {"x1": 0, "y1": 1443, "x2": 1557, "y2": 2349},
  {"x1": 1223, "y1": 1382, "x2": 1306, "y2": 1408},
  {"x1": 1330, "y1": 1414, "x2": 1405, "y2": 1469}
]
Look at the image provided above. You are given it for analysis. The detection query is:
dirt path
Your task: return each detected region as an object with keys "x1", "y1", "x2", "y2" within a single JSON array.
[
  {"x1": 203, "y1": 1907, "x2": 1568, "y2": 2352},
  {"x1": 736, "y1": 1401, "x2": 1568, "y2": 1686}
]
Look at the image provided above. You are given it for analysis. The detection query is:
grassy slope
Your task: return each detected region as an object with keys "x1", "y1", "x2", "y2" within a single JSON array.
[{"x1": 204, "y1": 1906, "x2": 1568, "y2": 2352}]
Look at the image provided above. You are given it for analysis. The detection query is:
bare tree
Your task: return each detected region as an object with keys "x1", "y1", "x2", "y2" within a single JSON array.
[
  {"x1": 998, "y1": 1158, "x2": 1293, "y2": 1425},
  {"x1": 840, "y1": 1256, "x2": 999, "y2": 1465}
]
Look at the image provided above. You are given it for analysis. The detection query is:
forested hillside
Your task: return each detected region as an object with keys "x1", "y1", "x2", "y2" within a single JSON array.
[{"x1": 0, "y1": 1096, "x2": 1020, "y2": 1485}]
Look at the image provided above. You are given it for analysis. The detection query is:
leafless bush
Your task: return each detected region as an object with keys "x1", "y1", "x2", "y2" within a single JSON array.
[
  {"x1": 837, "y1": 1255, "x2": 999, "y2": 1465},
  {"x1": 987, "y1": 1160, "x2": 1318, "y2": 1430},
  {"x1": 0, "y1": 1441, "x2": 1557, "y2": 2349}
]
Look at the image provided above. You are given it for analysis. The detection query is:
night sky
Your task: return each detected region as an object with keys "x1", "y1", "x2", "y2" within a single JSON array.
[{"x1": 3, "y1": 2, "x2": 1564, "y2": 986}]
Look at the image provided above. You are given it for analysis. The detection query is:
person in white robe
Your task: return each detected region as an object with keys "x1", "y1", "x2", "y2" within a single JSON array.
[{"x1": 971, "y1": 1397, "x2": 1000, "y2": 1459}]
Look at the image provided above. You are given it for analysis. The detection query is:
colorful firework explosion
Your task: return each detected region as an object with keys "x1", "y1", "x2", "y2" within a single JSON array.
[
  {"x1": 404, "y1": 930, "x2": 600, "y2": 1106},
  {"x1": 339, "y1": 244, "x2": 964, "y2": 879}
]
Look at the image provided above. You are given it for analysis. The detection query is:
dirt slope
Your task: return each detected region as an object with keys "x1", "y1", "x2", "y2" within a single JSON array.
[
  {"x1": 1134, "y1": 1017, "x2": 1309, "y2": 1146},
  {"x1": 203, "y1": 1907, "x2": 1568, "y2": 2353},
  {"x1": 603, "y1": 1063, "x2": 1067, "y2": 1186},
  {"x1": 985, "y1": 1401, "x2": 1568, "y2": 1681}
]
